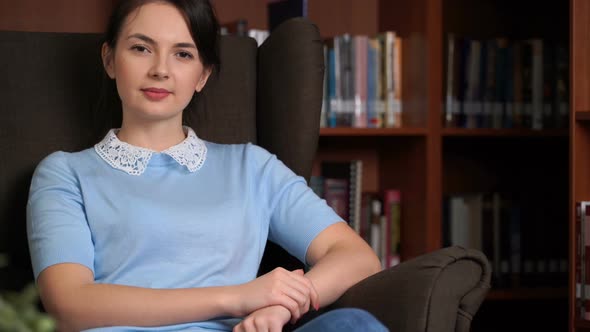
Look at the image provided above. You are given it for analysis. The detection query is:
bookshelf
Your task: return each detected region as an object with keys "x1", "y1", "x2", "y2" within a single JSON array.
[
  {"x1": 571, "y1": 0, "x2": 590, "y2": 331},
  {"x1": 313, "y1": 0, "x2": 570, "y2": 330}
]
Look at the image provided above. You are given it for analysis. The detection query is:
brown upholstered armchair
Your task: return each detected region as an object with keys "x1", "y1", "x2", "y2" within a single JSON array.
[{"x1": 0, "y1": 18, "x2": 491, "y2": 332}]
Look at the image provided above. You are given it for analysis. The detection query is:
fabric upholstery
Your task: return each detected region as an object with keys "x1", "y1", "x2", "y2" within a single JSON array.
[
  {"x1": 189, "y1": 35, "x2": 258, "y2": 144},
  {"x1": 256, "y1": 17, "x2": 325, "y2": 181},
  {"x1": 327, "y1": 246, "x2": 491, "y2": 332},
  {"x1": 0, "y1": 32, "x2": 104, "y2": 287}
]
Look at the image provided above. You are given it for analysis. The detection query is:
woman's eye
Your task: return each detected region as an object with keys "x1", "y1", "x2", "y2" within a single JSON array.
[
  {"x1": 131, "y1": 45, "x2": 150, "y2": 53},
  {"x1": 177, "y1": 51, "x2": 194, "y2": 59}
]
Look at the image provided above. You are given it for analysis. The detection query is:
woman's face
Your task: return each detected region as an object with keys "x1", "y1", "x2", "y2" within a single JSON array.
[{"x1": 102, "y1": 2, "x2": 211, "y2": 124}]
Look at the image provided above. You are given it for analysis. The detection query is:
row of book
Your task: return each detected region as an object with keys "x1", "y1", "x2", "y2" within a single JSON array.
[
  {"x1": 320, "y1": 32, "x2": 403, "y2": 129},
  {"x1": 444, "y1": 193, "x2": 567, "y2": 288},
  {"x1": 444, "y1": 36, "x2": 569, "y2": 130},
  {"x1": 310, "y1": 160, "x2": 401, "y2": 268}
]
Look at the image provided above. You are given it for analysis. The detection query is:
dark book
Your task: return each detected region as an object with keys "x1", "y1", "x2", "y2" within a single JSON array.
[
  {"x1": 267, "y1": 0, "x2": 307, "y2": 32},
  {"x1": 321, "y1": 161, "x2": 362, "y2": 231}
]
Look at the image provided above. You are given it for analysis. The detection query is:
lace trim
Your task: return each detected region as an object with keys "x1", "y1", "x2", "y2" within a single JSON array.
[
  {"x1": 94, "y1": 127, "x2": 207, "y2": 175},
  {"x1": 162, "y1": 129, "x2": 207, "y2": 172}
]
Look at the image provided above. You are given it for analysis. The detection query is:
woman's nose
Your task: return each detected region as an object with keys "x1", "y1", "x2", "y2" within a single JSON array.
[{"x1": 148, "y1": 54, "x2": 169, "y2": 79}]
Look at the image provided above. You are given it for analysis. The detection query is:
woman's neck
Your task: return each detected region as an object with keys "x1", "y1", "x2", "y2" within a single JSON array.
[{"x1": 116, "y1": 121, "x2": 187, "y2": 152}]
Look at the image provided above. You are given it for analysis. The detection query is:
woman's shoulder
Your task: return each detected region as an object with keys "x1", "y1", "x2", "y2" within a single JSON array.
[
  {"x1": 35, "y1": 148, "x2": 97, "y2": 174},
  {"x1": 204, "y1": 140, "x2": 273, "y2": 159}
]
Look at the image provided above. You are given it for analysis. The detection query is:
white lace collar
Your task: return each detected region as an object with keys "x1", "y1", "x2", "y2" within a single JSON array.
[{"x1": 94, "y1": 126, "x2": 207, "y2": 175}]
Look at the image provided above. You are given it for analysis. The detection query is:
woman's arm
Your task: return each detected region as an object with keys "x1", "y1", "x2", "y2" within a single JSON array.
[
  {"x1": 304, "y1": 222, "x2": 382, "y2": 307},
  {"x1": 232, "y1": 222, "x2": 380, "y2": 332},
  {"x1": 38, "y1": 263, "x2": 317, "y2": 331}
]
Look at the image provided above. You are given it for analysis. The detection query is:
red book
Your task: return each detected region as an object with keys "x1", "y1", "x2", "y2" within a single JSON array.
[
  {"x1": 383, "y1": 189, "x2": 401, "y2": 268},
  {"x1": 323, "y1": 178, "x2": 349, "y2": 221}
]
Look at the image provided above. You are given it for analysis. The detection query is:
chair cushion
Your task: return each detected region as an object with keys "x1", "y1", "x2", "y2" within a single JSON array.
[{"x1": 189, "y1": 35, "x2": 258, "y2": 144}]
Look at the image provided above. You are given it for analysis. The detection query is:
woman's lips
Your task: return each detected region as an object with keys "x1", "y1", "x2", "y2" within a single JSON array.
[{"x1": 141, "y1": 88, "x2": 171, "y2": 101}]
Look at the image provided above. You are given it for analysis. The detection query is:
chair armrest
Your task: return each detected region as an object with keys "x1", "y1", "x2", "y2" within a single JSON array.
[{"x1": 328, "y1": 246, "x2": 491, "y2": 332}]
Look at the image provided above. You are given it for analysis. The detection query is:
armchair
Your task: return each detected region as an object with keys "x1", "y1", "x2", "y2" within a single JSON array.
[{"x1": 0, "y1": 18, "x2": 491, "y2": 332}]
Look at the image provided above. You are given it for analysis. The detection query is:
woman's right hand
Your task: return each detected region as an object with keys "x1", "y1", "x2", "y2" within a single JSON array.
[{"x1": 232, "y1": 268, "x2": 319, "y2": 322}]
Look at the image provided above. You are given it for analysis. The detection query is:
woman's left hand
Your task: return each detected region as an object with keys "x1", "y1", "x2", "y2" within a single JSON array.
[{"x1": 233, "y1": 305, "x2": 291, "y2": 332}]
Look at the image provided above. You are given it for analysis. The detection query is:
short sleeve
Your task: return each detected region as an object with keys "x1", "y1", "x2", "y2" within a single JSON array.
[
  {"x1": 27, "y1": 151, "x2": 94, "y2": 280},
  {"x1": 248, "y1": 144, "x2": 344, "y2": 265}
]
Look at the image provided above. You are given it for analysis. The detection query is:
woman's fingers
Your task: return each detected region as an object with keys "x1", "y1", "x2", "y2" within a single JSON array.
[
  {"x1": 238, "y1": 267, "x2": 319, "y2": 317},
  {"x1": 286, "y1": 269, "x2": 320, "y2": 311},
  {"x1": 276, "y1": 294, "x2": 301, "y2": 322}
]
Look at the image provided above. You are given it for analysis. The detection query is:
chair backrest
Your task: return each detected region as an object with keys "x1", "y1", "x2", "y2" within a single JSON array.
[{"x1": 0, "y1": 18, "x2": 325, "y2": 287}]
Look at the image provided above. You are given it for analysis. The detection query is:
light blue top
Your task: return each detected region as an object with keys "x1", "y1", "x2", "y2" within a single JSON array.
[{"x1": 26, "y1": 128, "x2": 343, "y2": 331}]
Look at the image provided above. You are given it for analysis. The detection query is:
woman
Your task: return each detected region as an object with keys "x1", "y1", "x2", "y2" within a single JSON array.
[{"x1": 26, "y1": 0, "x2": 386, "y2": 331}]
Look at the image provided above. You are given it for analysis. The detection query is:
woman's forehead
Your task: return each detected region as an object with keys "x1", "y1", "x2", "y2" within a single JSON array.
[{"x1": 120, "y1": 2, "x2": 194, "y2": 45}]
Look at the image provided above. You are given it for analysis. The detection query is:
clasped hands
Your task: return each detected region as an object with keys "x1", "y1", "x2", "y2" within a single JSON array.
[{"x1": 232, "y1": 268, "x2": 319, "y2": 332}]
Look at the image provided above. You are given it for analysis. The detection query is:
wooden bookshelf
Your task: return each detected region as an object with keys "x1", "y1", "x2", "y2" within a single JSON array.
[
  {"x1": 571, "y1": 0, "x2": 590, "y2": 331},
  {"x1": 317, "y1": 0, "x2": 570, "y2": 330}
]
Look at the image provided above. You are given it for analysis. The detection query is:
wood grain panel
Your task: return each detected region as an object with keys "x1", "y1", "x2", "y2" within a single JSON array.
[
  {"x1": 0, "y1": 0, "x2": 112, "y2": 32},
  {"x1": 308, "y1": 0, "x2": 377, "y2": 38},
  {"x1": 214, "y1": 0, "x2": 378, "y2": 37},
  {"x1": 573, "y1": 0, "x2": 590, "y2": 112},
  {"x1": 213, "y1": 0, "x2": 268, "y2": 30}
]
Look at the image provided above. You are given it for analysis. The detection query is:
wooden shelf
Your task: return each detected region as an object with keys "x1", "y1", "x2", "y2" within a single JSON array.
[
  {"x1": 319, "y1": 127, "x2": 427, "y2": 137},
  {"x1": 442, "y1": 128, "x2": 569, "y2": 137},
  {"x1": 486, "y1": 287, "x2": 568, "y2": 301},
  {"x1": 576, "y1": 112, "x2": 590, "y2": 121}
]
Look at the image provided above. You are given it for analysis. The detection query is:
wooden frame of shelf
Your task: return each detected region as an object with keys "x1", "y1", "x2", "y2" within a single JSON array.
[
  {"x1": 575, "y1": 112, "x2": 590, "y2": 121},
  {"x1": 442, "y1": 128, "x2": 569, "y2": 137},
  {"x1": 571, "y1": 0, "x2": 590, "y2": 330}
]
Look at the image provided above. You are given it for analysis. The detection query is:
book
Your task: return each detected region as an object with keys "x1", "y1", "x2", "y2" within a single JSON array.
[
  {"x1": 267, "y1": 0, "x2": 307, "y2": 32},
  {"x1": 321, "y1": 160, "x2": 363, "y2": 231},
  {"x1": 383, "y1": 189, "x2": 401, "y2": 268}
]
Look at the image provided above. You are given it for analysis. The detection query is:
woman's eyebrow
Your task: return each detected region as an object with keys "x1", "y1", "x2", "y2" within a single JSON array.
[{"x1": 127, "y1": 33, "x2": 197, "y2": 49}]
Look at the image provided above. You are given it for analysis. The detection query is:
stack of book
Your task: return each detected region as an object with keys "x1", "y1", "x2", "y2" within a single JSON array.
[
  {"x1": 321, "y1": 32, "x2": 403, "y2": 129},
  {"x1": 445, "y1": 192, "x2": 568, "y2": 289},
  {"x1": 444, "y1": 36, "x2": 569, "y2": 130},
  {"x1": 310, "y1": 160, "x2": 402, "y2": 268}
]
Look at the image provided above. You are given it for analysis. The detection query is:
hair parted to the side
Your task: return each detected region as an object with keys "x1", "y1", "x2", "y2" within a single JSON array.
[{"x1": 94, "y1": 0, "x2": 220, "y2": 140}]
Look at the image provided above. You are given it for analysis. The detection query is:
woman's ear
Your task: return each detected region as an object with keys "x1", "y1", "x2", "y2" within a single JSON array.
[
  {"x1": 195, "y1": 67, "x2": 213, "y2": 93},
  {"x1": 101, "y1": 42, "x2": 116, "y2": 79}
]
